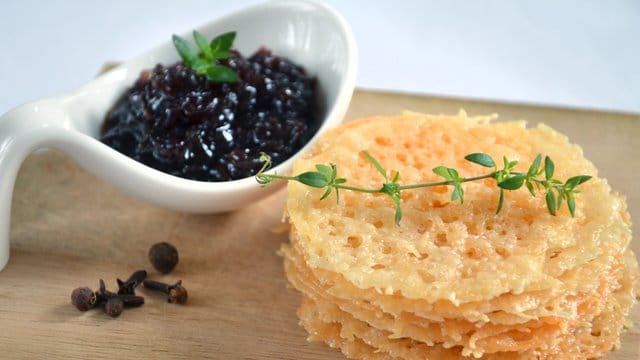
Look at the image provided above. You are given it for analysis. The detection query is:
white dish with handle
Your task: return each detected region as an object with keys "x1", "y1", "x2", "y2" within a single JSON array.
[{"x1": 0, "y1": 0, "x2": 357, "y2": 271}]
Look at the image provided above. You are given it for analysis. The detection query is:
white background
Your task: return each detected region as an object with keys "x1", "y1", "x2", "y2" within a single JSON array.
[{"x1": 1, "y1": 0, "x2": 639, "y2": 114}]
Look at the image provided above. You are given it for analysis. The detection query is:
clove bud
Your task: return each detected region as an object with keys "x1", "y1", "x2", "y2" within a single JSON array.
[{"x1": 143, "y1": 279, "x2": 188, "y2": 304}]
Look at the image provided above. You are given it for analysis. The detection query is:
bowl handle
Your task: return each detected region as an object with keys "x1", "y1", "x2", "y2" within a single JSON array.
[{"x1": 0, "y1": 100, "x2": 72, "y2": 271}]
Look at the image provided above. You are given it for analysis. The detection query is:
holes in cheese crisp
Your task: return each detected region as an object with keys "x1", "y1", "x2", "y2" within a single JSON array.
[
  {"x1": 413, "y1": 200, "x2": 430, "y2": 212},
  {"x1": 382, "y1": 244, "x2": 393, "y2": 254},
  {"x1": 549, "y1": 250, "x2": 561, "y2": 259},
  {"x1": 375, "y1": 137, "x2": 392, "y2": 146},
  {"x1": 432, "y1": 200, "x2": 449, "y2": 208},
  {"x1": 523, "y1": 213, "x2": 535, "y2": 225},
  {"x1": 442, "y1": 214, "x2": 459, "y2": 224},
  {"x1": 506, "y1": 329, "x2": 534, "y2": 342},
  {"x1": 431, "y1": 185, "x2": 448, "y2": 194},
  {"x1": 371, "y1": 264, "x2": 386, "y2": 270},
  {"x1": 465, "y1": 247, "x2": 481, "y2": 259},
  {"x1": 312, "y1": 199, "x2": 329, "y2": 208},
  {"x1": 346, "y1": 236, "x2": 362, "y2": 249},
  {"x1": 401, "y1": 192, "x2": 413, "y2": 201},
  {"x1": 496, "y1": 247, "x2": 509, "y2": 258},
  {"x1": 435, "y1": 233, "x2": 448, "y2": 246},
  {"x1": 373, "y1": 219, "x2": 384, "y2": 229},
  {"x1": 417, "y1": 220, "x2": 433, "y2": 234},
  {"x1": 467, "y1": 223, "x2": 480, "y2": 235},
  {"x1": 327, "y1": 219, "x2": 337, "y2": 236},
  {"x1": 396, "y1": 153, "x2": 407, "y2": 163},
  {"x1": 417, "y1": 269, "x2": 435, "y2": 283}
]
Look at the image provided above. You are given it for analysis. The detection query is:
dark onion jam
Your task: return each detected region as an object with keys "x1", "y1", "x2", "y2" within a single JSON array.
[{"x1": 100, "y1": 48, "x2": 318, "y2": 181}]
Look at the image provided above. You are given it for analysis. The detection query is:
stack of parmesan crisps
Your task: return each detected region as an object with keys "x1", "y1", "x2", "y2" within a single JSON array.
[{"x1": 281, "y1": 111, "x2": 639, "y2": 359}]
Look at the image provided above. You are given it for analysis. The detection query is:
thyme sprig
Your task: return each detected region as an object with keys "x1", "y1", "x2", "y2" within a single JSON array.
[
  {"x1": 172, "y1": 31, "x2": 240, "y2": 83},
  {"x1": 256, "y1": 152, "x2": 591, "y2": 224}
]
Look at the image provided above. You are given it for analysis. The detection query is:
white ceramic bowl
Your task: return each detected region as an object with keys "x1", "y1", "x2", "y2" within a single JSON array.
[{"x1": 0, "y1": 0, "x2": 357, "y2": 270}]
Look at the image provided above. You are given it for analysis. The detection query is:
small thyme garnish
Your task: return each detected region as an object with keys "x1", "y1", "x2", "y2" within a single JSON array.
[
  {"x1": 172, "y1": 31, "x2": 240, "y2": 83},
  {"x1": 256, "y1": 151, "x2": 591, "y2": 224}
]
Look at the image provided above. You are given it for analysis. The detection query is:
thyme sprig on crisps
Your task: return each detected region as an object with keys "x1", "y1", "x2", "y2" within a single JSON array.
[{"x1": 256, "y1": 152, "x2": 591, "y2": 224}]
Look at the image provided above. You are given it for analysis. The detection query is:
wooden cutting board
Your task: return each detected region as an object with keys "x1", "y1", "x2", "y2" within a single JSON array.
[{"x1": 2, "y1": 90, "x2": 639, "y2": 359}]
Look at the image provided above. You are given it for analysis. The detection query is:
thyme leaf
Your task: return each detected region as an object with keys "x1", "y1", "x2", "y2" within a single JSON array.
[{"x1": 172, "y1": 31, "x2": 240, "y2": 83}]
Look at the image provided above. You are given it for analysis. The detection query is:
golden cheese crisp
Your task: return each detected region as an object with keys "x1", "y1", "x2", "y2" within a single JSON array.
[{"x1": 282, "y1": 111, "x2": 638, "y2": 359}]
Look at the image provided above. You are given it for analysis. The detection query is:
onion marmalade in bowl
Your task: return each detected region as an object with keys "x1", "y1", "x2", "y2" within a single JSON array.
[{"x1": 101, "y1": 47, "x2": 318, "y2": 181}]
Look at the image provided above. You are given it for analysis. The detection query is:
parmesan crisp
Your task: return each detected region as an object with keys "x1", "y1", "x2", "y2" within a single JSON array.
[{"x1": 283, "y1": 112, "x2": 638, "y2": 359}]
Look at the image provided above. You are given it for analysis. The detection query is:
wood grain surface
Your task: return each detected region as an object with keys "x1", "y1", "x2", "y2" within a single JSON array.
[{"x1": 2, "y1": 90, "x2": 639, "y2": 359}]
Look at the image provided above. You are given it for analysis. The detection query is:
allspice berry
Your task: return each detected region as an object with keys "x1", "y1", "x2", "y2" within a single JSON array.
[
  {"x1": 71, "y1": 287, "x2": 97, "y2": 311},
  {"x1": 148, "y1": 242, "x2": 179, "y2": 274}
]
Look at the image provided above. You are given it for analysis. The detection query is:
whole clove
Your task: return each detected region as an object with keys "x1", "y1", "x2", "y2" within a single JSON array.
[
  {"x1": 96, "y1": 279, "x2": 116, "y2": 304},
  {"x1": 143, "y1": 279, "x2": 188, "y2": 304},
  {"x1": 117, "y1": 270, "x2": 147, "y2": 295},
  {"x1": 118, "y1": 294, "x2": 145, "y2": 307}
]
